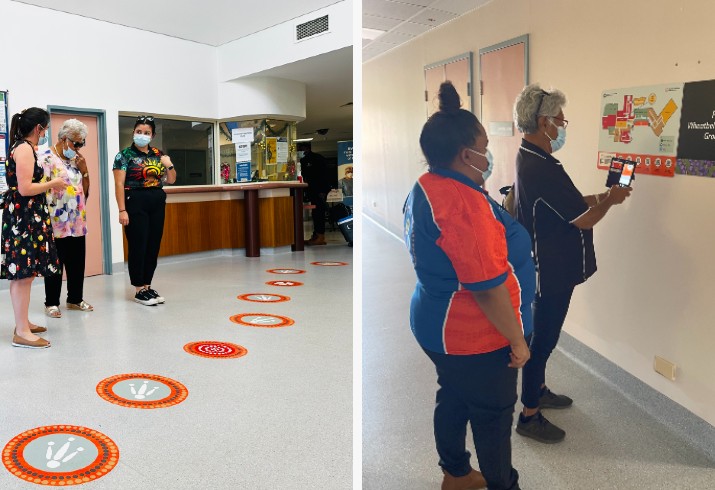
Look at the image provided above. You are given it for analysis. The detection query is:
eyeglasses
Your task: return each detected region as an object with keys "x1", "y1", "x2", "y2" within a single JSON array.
[
  {"x1": 534, "y1": 90, "x2": 549, "y2": 123},
  {"x1": 136, "y1": 116, "x2": 154, "y2": 123},
  {"x1": 551, "y1": 117, "x2": 569, "y2": 129},
  {"x1": 67, "y1": 138, "x2": 85, "y2": 149}
]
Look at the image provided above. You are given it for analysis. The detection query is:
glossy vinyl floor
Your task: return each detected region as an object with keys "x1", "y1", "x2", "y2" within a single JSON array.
[
  {"x1": 0, "y1": 233, "x2": 352, "y2": 489},
  {"x1": 362, "y1": 218, "x2": 715, "y2": 490}
]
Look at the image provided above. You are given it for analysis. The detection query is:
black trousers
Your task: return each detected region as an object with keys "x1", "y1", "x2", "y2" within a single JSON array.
[
  {"x1": 520, "y1": 287, "x2": 575, "y2": 408},
  {"x1": 44, "y1": 235, "x2": 86, "y2": 306},
  {"x1": 309, "y1": 190, "x2": 327, "y2": 235},
  {"x1": 124, "y1": 188, "x2": 166, "y2": 287},
  {"x1": 424, "y1": 346, "x2": 520, "y2": 490}
]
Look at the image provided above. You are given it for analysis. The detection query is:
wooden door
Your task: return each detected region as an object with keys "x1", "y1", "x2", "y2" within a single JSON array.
[
  {"x1": 425, "y1": 53, "x2": 472, "y2": 118},
  {"x1": 50, "y1": 113, "x2": 103, "y2": 276},
  {"x1": 479, "y1": 36, "x2": 528, "y2": 197}
]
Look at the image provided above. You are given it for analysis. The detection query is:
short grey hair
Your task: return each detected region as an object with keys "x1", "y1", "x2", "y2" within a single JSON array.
[
  {"x1": 57, "y1": 118, "x2": 88, "y2": 141},
  {"x1": 514, "y1": 83, "x2": 567, "y2": 134}
]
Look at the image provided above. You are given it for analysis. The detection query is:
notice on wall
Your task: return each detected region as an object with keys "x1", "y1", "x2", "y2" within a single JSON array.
[
  {"x1": 598, "y1": 79, "x2": 715, "y2": 179},
  {"x1": 598, "y1": 83, "x2": 683, "y2": 177},
  {"x1": 0, "y1": 92, "x2": 6, "y2": 134},
  {"x1": 235, "y1": 142, "x2": 251, "y2": 163},
  {"x1": 236, "y1": 162, "x2": 250, "y2": 182},
  {"x1": 277, "y1": 138, "x2": 288, "y2": 163},
  {"x1": 231, "y1": 127, "x2": 254, "y2": 144}
]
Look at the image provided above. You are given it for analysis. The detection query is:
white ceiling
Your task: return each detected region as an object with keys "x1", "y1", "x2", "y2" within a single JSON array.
[
  {"x1": 11, "y1": 0, "x2": 352, "y2": 145},
  {"x1": 13, "y1": 0, "x2": 343, "y2": 46},
  {"x1": 363, "y1": 0, "x2": 492, "y2": 62}
]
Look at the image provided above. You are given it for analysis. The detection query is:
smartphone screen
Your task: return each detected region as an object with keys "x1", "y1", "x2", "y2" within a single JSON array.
[{"x1": 619, "y1": 163, "x2": 635, "y2": 187}]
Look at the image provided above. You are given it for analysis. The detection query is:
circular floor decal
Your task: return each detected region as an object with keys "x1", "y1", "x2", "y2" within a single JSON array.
[
  {"x1": 266, "y1": 268, "x2": 305, "y2": 274},
  {"x1": 2, "y1": 425, "x2": 118, "y2": 486},
  {"x1": 237, "y1": 293, "x2": 290, "y2": 303},
  {"x1": 96, "y1": 373, "x2": 188, "y2": 409},
  {"x1": 184, "y1": 341, "x2": 247, "y2": 359},
  {"x1": 265, "y1": 280, "x2": 303, "y2": 287},
  {"x1": 311, "y1": 261, "x2": 349, "y2": 266},
  {"x1": 229, "y1": 313, "x2": 294, "y2": 328}
]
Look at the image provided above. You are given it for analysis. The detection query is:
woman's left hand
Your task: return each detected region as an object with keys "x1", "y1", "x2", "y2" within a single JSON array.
[{"x1": 160, "y1": 155, "x2": 172, "y2": 168}]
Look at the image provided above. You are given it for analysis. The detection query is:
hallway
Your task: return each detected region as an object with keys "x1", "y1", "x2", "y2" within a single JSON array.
[{"x1": 362, "y1": 217, "x2": 715, "y2": 489}]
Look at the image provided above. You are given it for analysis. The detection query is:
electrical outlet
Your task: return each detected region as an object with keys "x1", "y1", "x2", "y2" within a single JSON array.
[{"x1": 654, "y1": 356, "x2": 676, "y2": 381}]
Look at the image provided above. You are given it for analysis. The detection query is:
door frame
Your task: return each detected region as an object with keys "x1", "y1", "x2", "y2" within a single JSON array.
[
  {"x1": 424, "y1": 52, "x2": 474, "y2": 114},
  {"x1": 46, "y1": 106, "x2": 112, "y2": 275},
  {"x1": 478, "y1": 34, "x2": 530, "y2": 121}
]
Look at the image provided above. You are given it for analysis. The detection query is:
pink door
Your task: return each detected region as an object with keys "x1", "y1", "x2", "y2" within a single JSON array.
[
  {"x1": 425, "y1": 55, "x2": 472, "y2": 118},
  {"x1": 479, "y1": 37, "x2": 528, "y2": 197},
  {"x1": 50, "y1": 113, "x2": 103, "y2": 277}
]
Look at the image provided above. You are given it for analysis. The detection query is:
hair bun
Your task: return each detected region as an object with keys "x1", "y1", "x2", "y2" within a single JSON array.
[{"x1": 438, "y1": 81, "x2": 462, "y2": 112}]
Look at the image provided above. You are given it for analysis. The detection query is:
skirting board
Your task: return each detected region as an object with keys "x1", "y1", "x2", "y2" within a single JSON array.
[{"x1": 558, "y1": 332, "x2": 715, "y2": 463}]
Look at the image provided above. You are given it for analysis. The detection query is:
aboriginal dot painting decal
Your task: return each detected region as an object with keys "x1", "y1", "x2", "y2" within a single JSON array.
[
  {"x1": 2, "y1": 425, "x2": 119, "y2": 486},
  {"x1": 310, "y1": 261, "x2": 349, "y2": 266},
  {"x1": 266, "y1": 268, "x2": 306, "y2": 274},
  {"x1": 237, "y1": 293, "x2": 290, "y2": 303},
  {"x1": 96, "y1": 373, "x2": 188, "y2": 409},
  {"x1": 265, "y1": 280, "x2": 303, "y2": 287},
  {"x1": 184, "y1": 341, "x2": 248, "y2": 359},
  {"x1": 229, "y1": 313, "x2": 295, "y2": 328}
]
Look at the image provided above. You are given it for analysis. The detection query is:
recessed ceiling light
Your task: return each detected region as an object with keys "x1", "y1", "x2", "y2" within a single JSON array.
[{"x1": 362, "y1": 27, "x2": 386, "y2": 40}]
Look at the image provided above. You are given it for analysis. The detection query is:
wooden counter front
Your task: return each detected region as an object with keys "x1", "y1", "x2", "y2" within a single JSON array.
[{"x1": 122, "y1": 182, "x2": 308, "y2": 259}]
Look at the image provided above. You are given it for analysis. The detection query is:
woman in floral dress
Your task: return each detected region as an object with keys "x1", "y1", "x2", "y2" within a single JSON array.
[{"x1": 2, "y1": 107, "x2": 66, "y2": 348}]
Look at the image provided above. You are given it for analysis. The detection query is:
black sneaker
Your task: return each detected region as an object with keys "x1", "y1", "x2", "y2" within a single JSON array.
[
  {"x1": 134, "y1": 289, "x2": 159, "y2": 306},
  {"x1": 146, "y1": 288, "x2": 165, "y2": 304},
  {"x1": 539, "y1": 387, "x2": 573, "y2": 409},
  {"x1": 516, "y1": 412, "x2": 565, "y2": 444}
]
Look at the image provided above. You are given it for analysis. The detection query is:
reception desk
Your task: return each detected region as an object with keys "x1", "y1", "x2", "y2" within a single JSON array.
[{"x1": 140, "y1": 182, "x2": 308, "y2": 258}]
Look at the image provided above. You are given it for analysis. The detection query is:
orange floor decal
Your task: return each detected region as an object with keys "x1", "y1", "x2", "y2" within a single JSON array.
[
  {"x1": 265, "y1": 280, "x2": 303, "y2": 287},
  {"x1": 184, "y1": 341, "x2": 248, "y2": 359},
  {"x1": 237, "y1": 293, "x2": 290, "y2": 303},
  {"x1": 266, "y1": 268, "x2": 306, "y2": 274},
  {"x1": 96, "y1": 374, "x2": 188, "y2": 409},
  {"x1": 229, "y1": 313, "x2": 295, "y2": 328},
  {"x1": 2, "y1": 425, "x2": 118, "y2": 486}
]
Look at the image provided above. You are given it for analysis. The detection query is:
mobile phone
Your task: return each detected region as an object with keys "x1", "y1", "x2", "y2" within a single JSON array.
[
  {"x1": 606, "y1": 157, "x2": 636, "y2": 188},
  {"x1": 618, "y1": 161, "x2": 635, "y2": 187}
]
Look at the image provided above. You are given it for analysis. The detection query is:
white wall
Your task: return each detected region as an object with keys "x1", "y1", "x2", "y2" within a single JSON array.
[
  {"x1": 217, "y1": 77, "x2": 306, "y2": 120},
  {"x1": 217, "y1": 0, "x2": 352, "y2": 82},
  {"x1": 363, "y1": 0, "x2": 715, "y2": 427},
  {"x1": 0, "y1": 0, "x2": 218, "y2": 266}
]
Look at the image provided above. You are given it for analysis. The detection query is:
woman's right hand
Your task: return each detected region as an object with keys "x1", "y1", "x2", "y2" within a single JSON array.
[
  {"x1": 606, "y1": 185, "x2": 632, "y2": 205},
  {"x1": 47, "y1": 178, "x2": 68, "y2": 191},
  {"x1": 508, "y1": 339, "x2": 531, "y2": 368},
  {"x1": 118, "y1": 210, "x2": 129, "y2": 226}
]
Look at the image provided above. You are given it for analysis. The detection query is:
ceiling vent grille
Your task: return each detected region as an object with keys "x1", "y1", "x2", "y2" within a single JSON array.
[{"x1": 296, "y1": 15, "x2": 329, "y2": 42}]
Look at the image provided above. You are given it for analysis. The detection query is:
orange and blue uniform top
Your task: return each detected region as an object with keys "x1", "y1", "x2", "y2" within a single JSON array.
[{"x1": 403, "y1": 167, "x2": 535, "y2": 355}]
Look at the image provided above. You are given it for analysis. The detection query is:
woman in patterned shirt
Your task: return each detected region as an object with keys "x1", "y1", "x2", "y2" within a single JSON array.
[
  {"x1": 112, "y1": 116, "x2": 176, "y2": 306},
  {"x1": 39, "y1": 118, "x2": 93, "y2": 318}
]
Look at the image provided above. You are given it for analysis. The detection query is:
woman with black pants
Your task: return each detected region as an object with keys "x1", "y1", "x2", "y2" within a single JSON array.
[{"x1": 112, "y1": 116, "x2": 176, "y2": 306}]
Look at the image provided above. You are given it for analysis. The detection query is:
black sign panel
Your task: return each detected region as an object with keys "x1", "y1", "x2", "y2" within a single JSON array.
[{"x1": 676, "y1": 79, "x2": 715, "y2": 160}]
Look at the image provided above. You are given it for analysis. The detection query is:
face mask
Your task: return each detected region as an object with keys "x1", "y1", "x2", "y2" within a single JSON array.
[
  {"x1": 467, "y1": 148, "x2": 494, "y2": 181},
  {"x1": 63, "y1": 141, "x2": 76, "y2": 159},
  {"x1": 546, "y1": 119, "x2": 567, "y2": 153},
  {"x1": 297, "y1": 151, "x2": 305, "y2": 159},
  {"x1": 134, "y1": 134, "x2": 152, "y2": 147},
  {"x1": 38, "y1": 127, "x2": 48, "y2": 146}
]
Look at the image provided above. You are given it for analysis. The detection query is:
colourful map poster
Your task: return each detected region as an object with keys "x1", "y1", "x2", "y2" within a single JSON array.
[{"x1": 598, "y1": 83, "x2": 684, "y2": 177}]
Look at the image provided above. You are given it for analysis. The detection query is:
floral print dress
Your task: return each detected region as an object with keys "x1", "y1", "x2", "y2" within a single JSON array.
[{"x1": 0, "y1": 140, "x2": 60, "y2": 280}]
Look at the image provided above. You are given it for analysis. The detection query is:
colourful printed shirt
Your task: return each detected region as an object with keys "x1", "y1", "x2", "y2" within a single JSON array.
[
  {"x1": 113, "y1": 144, "x2": 167, "y2": 190},
  {"x1": 39, "y1": 149, "x2": 88, "y2": 238},
  {"x1": 403, "y1": 167, "x2": 535, "y2": 355}
]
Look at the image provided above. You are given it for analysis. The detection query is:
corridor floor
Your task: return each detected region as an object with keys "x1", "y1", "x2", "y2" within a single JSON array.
[
  {"x1": 0, "y1": 237, "x2": 352, "y2": 489},
  {"x1": 362, "y1": 218, "x2": 715, "y2": 490}
]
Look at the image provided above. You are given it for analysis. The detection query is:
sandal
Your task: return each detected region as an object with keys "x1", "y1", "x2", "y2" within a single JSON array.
[
  {"x1": 45, "y1": 306, "x2": 61, "y2": 318},
  {"x1": 66, "y1": 300, "x2": 93, "y2": 311}
]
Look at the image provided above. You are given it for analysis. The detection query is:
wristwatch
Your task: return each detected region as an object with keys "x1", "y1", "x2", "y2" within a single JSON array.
[
  {"x1": 82, "y1": 172, "x2": 89, "y2": 178},
  {"x1": 167, "y1": 165, "x2": 175, "y2": 171}
]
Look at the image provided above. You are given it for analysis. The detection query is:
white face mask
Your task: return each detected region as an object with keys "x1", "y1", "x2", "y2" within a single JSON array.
[{"x1": 467, "y1": 148, "x2": 494, "y2": 181}]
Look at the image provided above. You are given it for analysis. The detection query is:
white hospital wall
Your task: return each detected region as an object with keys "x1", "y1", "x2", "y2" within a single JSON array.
[
  {"x1": 363, "y1": 0, "x2": 715, "y2": 427},
  {"x1": 0, "y1": 0, "x2": 218, "y2": 266}
]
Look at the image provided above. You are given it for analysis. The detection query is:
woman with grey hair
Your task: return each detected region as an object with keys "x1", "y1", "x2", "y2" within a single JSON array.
[
  {"x1": 39, "y1": 118, "x2": 93, "y2": 318},
  {"x1": 511, "y1": 83, "x2": 631, "y2": 444}
]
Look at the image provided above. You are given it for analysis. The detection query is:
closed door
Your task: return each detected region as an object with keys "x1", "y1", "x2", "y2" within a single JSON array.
[
  {"x1": 479, "y1": 37, "x2": 528, "y2": 197},
  {"x1": 425, "y1": 54, "x2": 472, "y2": 118},
  {"x1": 50, "y1": 113, "x2": 103, "y2": 277}
]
